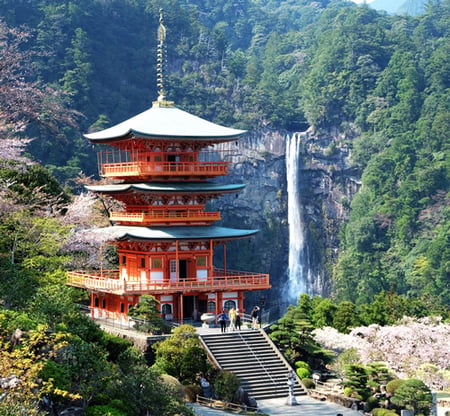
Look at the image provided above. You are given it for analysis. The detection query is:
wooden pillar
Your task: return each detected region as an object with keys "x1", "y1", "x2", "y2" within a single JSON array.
[
  {"x1": 216, "y1": 292, "x2": 222, "y2": 313},
  {"x1": 237, "y1": 291, "x2": 244, "y2": 312},
  {"x1": 90, "y1": 292, "x2": 95, "y2": 319},
  {"x1": 223, "y1": 242, "x2": 227, "y2": 273},
  {"x1": 209, "y1": 239, "x2": 213, "y2": 275},
  {"x1": 175, "y1": 240, "x2": 179, "y2": 280},
  {"x1": 180, "y1": 294, "x2": 184, "y2": 324}
]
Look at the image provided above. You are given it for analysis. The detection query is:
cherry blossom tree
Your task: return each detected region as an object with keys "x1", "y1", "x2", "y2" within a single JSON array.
[
  {"x1": 0, "y1": 21, "x2": 78, "y2": 141},
  {"x1": 313, "y1": 317, "x2": 450, "y2": 390}
]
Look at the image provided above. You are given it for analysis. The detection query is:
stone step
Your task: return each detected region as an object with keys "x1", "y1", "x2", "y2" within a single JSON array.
[{"x1": 200, "y1": 330, "x2": 307, "y2": 401}]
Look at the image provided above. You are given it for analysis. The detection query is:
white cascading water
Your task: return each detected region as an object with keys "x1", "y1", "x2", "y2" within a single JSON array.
[{"x1": 284, "y1": 133, "x2": 313, "y2": 304}]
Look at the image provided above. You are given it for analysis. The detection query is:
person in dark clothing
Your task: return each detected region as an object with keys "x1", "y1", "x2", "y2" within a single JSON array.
[
  {"x1": 217, "y1": 310, "x2": 228, "y2": 333},
  {"x1": 251, "y1": 306, "x2": 260, "y2": 329},
  {"x1": 236, "y1": 308, "x2": 241, "y2": 330}
]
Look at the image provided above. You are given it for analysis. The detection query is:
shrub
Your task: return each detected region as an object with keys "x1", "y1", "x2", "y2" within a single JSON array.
[
  {"x1": 372, "y1": 409, "x2": 398, "y2": 416},
  {"x1": 386, "y1": 378, "x2": 404, "y2": 395},
  {"x1": 180, "y1": 346, "x2": 210, "y2": 383},
  {"x1": 351, "y1": 391, "x2": 364, "y2": 400},
  {"x1": 367, "y1": 379, "x2": 380, "y2": 392},
  {"x1": 390, "y1": 378, "x2": 432, "y2": 415},
  {"x1": 365, "y1": 395, "x2": 379, "y2": 411},
  {"x1": 343, "y1": 386, "x2": 354, "y2": 397},
  {"x1": 152, "y1": 325, "x2": 209, "y2": 383},
  {"x1": 101, "y1": 332, "x2": 133, "y2": 362},
  {"x1": 295, "y1": 361, "x2": 310, "y2": 370},
  {"x1": 296, "y1": 367, "x2": 311, "y2": 379},
  {"x1": 85, "y1": 404, "x2": 128, "y2": 416},
  {"x1": 302, "y1": 378, "x2": 315, "y2": 389},
  {"x1": 213, "y1": 371, "x2": 240, "y2": 402}
]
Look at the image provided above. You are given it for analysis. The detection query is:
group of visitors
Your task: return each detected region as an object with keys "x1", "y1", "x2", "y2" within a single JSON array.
[{"x1": 217, "y1": 305, "x2": 260, "y2": 333}]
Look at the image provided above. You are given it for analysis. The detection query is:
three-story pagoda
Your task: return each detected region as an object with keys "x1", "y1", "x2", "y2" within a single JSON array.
[{"x1": 67, "y1": 12, "x2": 270, "y2": 324}]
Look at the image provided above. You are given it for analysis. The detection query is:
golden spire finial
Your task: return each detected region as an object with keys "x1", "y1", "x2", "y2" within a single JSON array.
[
  {"x1": 153, "y1": 9, "x2": 174, "y2": 107},
  {"x1": 157, "y1": 8, "x2": 166, "y2": 101}
]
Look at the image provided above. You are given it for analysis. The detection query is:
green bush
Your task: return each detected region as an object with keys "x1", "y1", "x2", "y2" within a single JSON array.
[
  {"x1": 101, "y1": 332, "x2": 133, "y2": 362},
  {"x1": 372, "y1": 409, "x2": 398, "y2": 416},
  {"x1": 296, "y1": 367, "x2": 311, "y2": 379},
  {"x1": 213, "y1": 371, "x2": 240, "y2": 402},
  {"x1": 351, "y1": 391, "x2": 364, "y2": 400},
  {"x1": 302, "y1": 378, "x2": 315, "y2": 389},
  {"x1": 85, "y1": 404, "x2": 128, "y2": 416},
  {"x1": 390, "y1": 378, "x2": 432, "y2": 415},
  {"x1": 367, "y1": 379, "x2": 379, "y2": 392},
  {"x1": 295, "y1": 361, "x2": 310, "y2": 370},
  {"x1": 386, "y1": 378, "x2": 404, "y2": 395},
  {"x1": 343, "y1": 386, "x2": 354, "y2": 397},
  {"x1": 365, "y1": 395, "x2": 379, "y2": 411},
  {"x1": 180, "y1": 346, "x2": 210, "y2": 383}
]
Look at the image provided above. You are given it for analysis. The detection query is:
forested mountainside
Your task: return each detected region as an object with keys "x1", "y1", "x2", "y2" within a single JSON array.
[{"x1": 0, "y1": 0, "x2": 448, "y2": 309}]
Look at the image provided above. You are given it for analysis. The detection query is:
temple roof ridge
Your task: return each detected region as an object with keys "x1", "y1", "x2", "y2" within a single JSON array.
[
  {"x1": 84, "y1": 105, "x2": 246, "y2": 142},
  {"x1": 86, "y1": 182, "x2": 246, "y2": 194},
  {"x1": 93, "y1": 225, "x2": 258, "y2": 241}
]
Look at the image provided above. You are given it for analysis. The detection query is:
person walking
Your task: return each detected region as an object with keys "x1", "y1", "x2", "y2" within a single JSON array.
[
  {"x1": 217, "y1": 310, "x2": 228, "y2": 333},
  {"x1": 228, "y1": 306, "x2": 237, "y2": 331},
  {"x1": 235, "y1": 308, "x2": 241, "y2": 331},
  {"x1": 251, "y1": 306, "x2": 260, "y2": 329}
]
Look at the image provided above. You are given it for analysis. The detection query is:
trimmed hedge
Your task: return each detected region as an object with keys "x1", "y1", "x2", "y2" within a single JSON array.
[
  {"x1": 296, "y1": 367, "x2": 311, "y2": 379},
  {"x1": 302, "y1": 378, "x2": 315, "y2": 389},
  {"x1": 372, "y1": 408, "x2": 397, "y2": 416}
]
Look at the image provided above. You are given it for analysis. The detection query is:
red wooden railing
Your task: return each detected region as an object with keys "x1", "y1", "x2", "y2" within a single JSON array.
[
  {"x1": 100, "y1": 161, "x2": 228, "y2": 178},
  {"x1": 67, "y1": 268, "x2": 270, "y2": 294},
  {"x1": 110, "y1": 208, "x2": 221, "y2": 225}
]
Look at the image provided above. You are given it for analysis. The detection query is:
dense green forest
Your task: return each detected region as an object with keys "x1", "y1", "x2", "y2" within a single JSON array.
[
  {"x1": 0, "y1": 1, "x2": 449, "y2": 412},
  {"x1": 0, "y1": 1, "x2": 449, "y2": 314}
]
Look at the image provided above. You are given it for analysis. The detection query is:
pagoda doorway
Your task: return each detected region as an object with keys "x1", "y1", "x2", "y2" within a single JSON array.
[
  {"x1": 179, "y1": 259, "x2": 188, "y2": 280},
  {"x1": 182, "y1": 295, "x2": 197, "y2": 322},
  {"x1": 170, "y1": 259, "x2": 188, "y2": 281}
]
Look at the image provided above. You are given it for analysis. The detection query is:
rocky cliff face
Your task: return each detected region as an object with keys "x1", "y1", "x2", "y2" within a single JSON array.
[{"x1": 213, "y1": 128, "x2": 361, "y2": 317}]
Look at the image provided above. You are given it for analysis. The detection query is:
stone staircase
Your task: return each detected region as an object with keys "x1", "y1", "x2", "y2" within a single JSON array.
[{"x1": 199, "y1": 329, "x2": 306, "y2": 400}]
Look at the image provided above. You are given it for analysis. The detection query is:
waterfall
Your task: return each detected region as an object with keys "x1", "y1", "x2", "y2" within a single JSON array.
[{"x1": 284, "y1": 133, "x2": 313, "y2": 304}]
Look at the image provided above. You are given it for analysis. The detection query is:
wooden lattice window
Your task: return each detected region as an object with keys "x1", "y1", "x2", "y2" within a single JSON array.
[
  {"x1": 207, "y1": 301, "x2": 216, "y2": 313},
  {"x1": 196, "y1": 256, "x2": 207, "y2": 267},
  {"x1": 151, "y1": 257, "x2": 162, "y2": 269},
  {"x1": 162, "y1": 304, "x2": 172, "y2": 314},
  {"x1": 223, "y1": 300, "x2": 236, "y2": 311}
]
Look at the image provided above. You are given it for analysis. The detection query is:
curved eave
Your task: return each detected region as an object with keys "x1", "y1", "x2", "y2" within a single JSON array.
[
  {"x1": 100, "y1": 225, "x2": 258, "y2": 242},
  {"x1": 84, "y1": 106, "x2": 246, "y2": 142},
  {"x1": 86, "y1": 182, "x2": 246, "y2": 195}
]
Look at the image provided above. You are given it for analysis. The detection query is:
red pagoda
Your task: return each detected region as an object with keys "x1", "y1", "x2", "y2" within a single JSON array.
[{"x1": 67, "y1": 12, "x2": 270, "y2": 324}]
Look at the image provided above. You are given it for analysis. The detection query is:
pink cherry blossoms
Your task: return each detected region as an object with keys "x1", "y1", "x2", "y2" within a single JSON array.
[{"x1": 313, "y1": 316, "x2": 450, "y2": 390}]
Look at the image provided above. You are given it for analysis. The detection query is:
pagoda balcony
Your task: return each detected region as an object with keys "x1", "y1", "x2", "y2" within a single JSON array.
[
  {"x1": 110, "y1": 208, "x2": 221, "y2": 225},
  {"x1": 67, "y1": 268, "x2": 270, "y2": 295},
  {"x1": 100, "y1": 161, "x2": 228, "y2": 179},
  {"x1": 109, "y1": 204, "x2": 221, "y2": 226}
]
